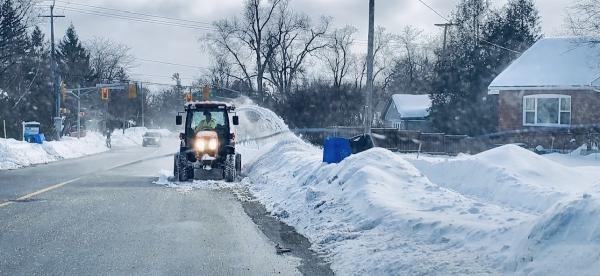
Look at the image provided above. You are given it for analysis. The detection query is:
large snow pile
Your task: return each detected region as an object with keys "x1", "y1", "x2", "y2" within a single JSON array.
[
  {"x1": 158, "y1": 102, "x2": 600, "y2": 275},
  {"x1": 406, "y1": 145, "x2": 600, "y2": 214},
  {"x1": 0, "y1": 132, "x2": 108, "y2": 170}
]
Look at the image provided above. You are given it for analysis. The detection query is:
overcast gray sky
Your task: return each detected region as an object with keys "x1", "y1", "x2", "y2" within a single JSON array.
[{"x1": 38, "y1": 0, "x2": 574, "y2": 88}]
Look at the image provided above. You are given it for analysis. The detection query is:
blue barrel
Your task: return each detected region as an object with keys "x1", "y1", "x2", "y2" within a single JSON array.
[
  {"x1": 323, "y1": 137, "x2": 352, "y2": 164},
  {"x1": 32, "y1": 133, "x2": 45, "y2": 144}
]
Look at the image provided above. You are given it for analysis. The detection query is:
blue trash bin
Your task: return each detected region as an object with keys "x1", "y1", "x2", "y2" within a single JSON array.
[
  {"x1": 33, "y1": 133, "x2": 45, "y2": 144},
  {"x1": 323, "y1": 137, "x2": 352, "y2": 164}
]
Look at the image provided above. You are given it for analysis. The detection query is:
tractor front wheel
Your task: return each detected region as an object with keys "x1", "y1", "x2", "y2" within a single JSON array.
[
  {"x1": 224, "y1": 154, "x2": 236, "y2": 182},
  {"x1": 174, "y1": 153, "x2": 190, "y2": 182}
]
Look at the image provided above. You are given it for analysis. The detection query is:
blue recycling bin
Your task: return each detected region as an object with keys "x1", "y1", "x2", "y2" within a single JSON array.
[
  {"x1": 323, "y1": 137, "x2": 352, "y2": 164},
  {"x1": 33, "y1": 133, "x2": 45, "y2": 144}
]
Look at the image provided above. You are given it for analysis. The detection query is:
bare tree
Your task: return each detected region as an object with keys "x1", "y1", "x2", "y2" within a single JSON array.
[
  {"x1": 265, "y1": 3, "x2": 330, "y2": 98},
  {"x1": 395, "y1": 26, "x2": 424, "y2": 90},
  {"x1": 86, "y1": 37, "x2": 135, "y2": 83},
  {"x1": 208, "y1": 0, "x2": 284, "y2": 102},
  {"x1": 352, "y1": 26, "x2": 396, "y2": 90},
  {"x1": 372, "y1": 26, "x2": 397, "y2": 89},
  {"x1": 568, "y1": 0, "x2": 600, "y2": 42},
  {"x1": 322, "y1": 25, "x2": 357, "y2": 88},
  {"x1": 209, "y1": 53, "x2": 233, "y2": 88}
]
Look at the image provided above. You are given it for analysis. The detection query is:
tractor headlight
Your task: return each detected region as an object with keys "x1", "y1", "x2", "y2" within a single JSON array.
[
  {"x1": 208, "y1": 139, "x2": 218, "y2": 150},
  {"x1": 194, "y1": 139, "x2": 206, "y2": 151},
  {"x1": 194, "y1": 138, "x2": 218, "y2": 152}
]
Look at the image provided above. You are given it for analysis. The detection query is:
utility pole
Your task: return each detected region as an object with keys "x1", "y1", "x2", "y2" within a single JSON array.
[
  {"x1": 140, "y1": 82, "x2": 145, "y2": 128},
  {"x1": 76, "y1": 86, "x2": 81, "y2": 138},
  {"x1": 39, "y1": 0, "x2": 64, "y2": 140},
  {"x1": 365, "y1": 0, "x2": 375, "y2": 134},
  {"x1": 435, "y1": 22, "x2": 457, "y2": 62}
]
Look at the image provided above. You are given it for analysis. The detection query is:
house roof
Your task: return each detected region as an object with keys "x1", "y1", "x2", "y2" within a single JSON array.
[
  {"x1": 390, "y1": 94, "x2": 431, "y2": 118},
  {"x1": 488, "y1": 37, "x2": 600, "y2": 94}
]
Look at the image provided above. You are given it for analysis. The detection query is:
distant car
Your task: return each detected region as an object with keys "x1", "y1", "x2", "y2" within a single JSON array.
[{"x1": 142, "y1": 132, "x2": 162, "y2": 147}]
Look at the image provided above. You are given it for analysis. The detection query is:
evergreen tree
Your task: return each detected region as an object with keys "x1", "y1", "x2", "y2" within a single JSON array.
[
  {"x1": 57, "y1": 24, "x2": 94, "y2": 132},
  {"x1": 57, "y1": 24, "x2": 93, "y2": 88},
  {"x1": 0, "y1": 0, "x2": 31, "y2": 138},
  {"x1": 429, "y1": 0, "x2": 541, "y2": 135},
  {"x1": 0, "y1": 0, "x2": 28, "y2": 79},
  {"x1": 17, "y1": 26, "x2": 54, "y2": 136}
]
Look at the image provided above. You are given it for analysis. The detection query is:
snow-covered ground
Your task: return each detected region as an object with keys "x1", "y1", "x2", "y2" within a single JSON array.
[
  {"x1": 157, "y1": 104, "x2": 600, "y2": 275},
  {"x1": 0, "y1": 132, "x2": 108, "y2": 170},
  {"x1": 0, "y1": 127, "x2": 172, "y2": 170}
]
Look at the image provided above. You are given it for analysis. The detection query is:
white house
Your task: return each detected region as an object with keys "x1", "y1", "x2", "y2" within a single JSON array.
[{"x1": 381, "y1": 94, "x2": 432, "y2": 131}]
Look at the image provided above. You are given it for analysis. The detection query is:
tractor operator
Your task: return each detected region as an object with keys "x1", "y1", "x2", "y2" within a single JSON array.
[{"x1": 195, "y1": 111, "x2": 217, "y2": 132}]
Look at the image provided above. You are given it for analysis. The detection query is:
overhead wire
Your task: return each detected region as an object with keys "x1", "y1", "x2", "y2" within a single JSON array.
[
  {"x1": 52, "y1": 0, "x2": 213, "y2": 26},
  {"x1": 137, "y1": 58, "x2": 209, "y2": 69},
  {"x1": 53, "y1": 6, "x2": 216, "y2": 31},
  {"x1": 414, "y1": 0, "x2": 521, "y2": 54}
]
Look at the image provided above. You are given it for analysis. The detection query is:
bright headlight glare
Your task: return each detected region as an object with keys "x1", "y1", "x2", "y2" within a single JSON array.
[
  {"x1": 194, "y1": 139, "x2": 205, "y2": 151},
  {"x1": 208, "y1": 139, "x2": 218, "y2": 150}
]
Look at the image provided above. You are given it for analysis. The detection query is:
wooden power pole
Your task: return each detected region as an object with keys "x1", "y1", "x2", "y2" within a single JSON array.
[
  {"x1": 365, "y1": 0, "x2": 375, "y2": 134},
  {"x1": 39, "y1": 0, "x2": 65, "y2": 139},
  {"x1": 434, "y1": 22, "x2": 457, "y2": 62}
]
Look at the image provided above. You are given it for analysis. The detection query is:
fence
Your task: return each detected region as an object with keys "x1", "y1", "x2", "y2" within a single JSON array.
[{"x1": 292, "y1": 126, "x2": 600, "y2": 156}]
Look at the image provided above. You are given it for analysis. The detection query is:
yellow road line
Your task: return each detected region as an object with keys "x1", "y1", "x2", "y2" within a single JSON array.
[
  {"x1": 0, "y1": 150, "x2": 172, "y2": 209},
  {"x1": 0, "y1": 177, "x2": 81, "y2": 208}
]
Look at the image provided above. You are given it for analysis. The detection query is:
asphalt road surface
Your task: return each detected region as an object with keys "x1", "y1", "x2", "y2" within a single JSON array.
[{"x1": 0, "y1": 141, "x2": 328, "y2": 275}]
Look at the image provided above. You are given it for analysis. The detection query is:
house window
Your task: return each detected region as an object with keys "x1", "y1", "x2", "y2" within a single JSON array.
[{"x1": 523, "y1": 95, "x2": 571, "y2": 127}]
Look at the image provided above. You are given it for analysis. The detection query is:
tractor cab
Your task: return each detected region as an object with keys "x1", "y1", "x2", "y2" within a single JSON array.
[{"x1": 174, "y1": 101, "x2": 241, "y2": 182}]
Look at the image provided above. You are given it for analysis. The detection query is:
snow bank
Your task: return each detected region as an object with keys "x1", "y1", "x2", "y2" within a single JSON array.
[
  {"x1": 241, "y1": 136, "x2": 544, "y2": 274},
  {"x1": 406, "y1": 145, "x2": 600, "y2": 214},
  {"x1": 157, "y1": 102, "x2": 600, "y2": 275},
  {"x1": 0, "y1": 132, "x2": 108, "y2": 170},
  {"x1": 512, "y1": 195, "x2": 600, "y2": 275}
]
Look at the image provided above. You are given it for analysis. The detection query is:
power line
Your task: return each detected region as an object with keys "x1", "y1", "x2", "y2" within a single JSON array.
[
  {"x1": 36, "y1": 3, "x2": 218, "y2": 31},
  {"x1": 54, "y1": 6, "x2": 216, "y2": 31},
  {"x1": 53, "y1": 0, "x2": 213, "y2": 26},
  {"x1": 129, "y1": 72, "x2": 198, "y2": 80},
  {"x1": 414, "y1": 0, "x2": 521, "y2": 54},
  {"x1": 416, "y1": 0, "x2": 450, "y2": 22},
  {"x1": 137, "y1": 58, "x2": 209, "y2": 69}
]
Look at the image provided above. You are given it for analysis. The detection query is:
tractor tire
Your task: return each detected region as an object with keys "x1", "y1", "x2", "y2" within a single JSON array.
[
  {"x1": 224, "y1": 154, "x2": 236, "y2": 183},
  {"x1": 174, "y1": 153, "x2": 190, "y2": 182},
  {"x1": 235, "y1": 153, "x2": 242, "y2": 174}
]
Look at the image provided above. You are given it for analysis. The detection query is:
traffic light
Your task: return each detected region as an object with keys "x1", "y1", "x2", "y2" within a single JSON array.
[
  {"x1": 185, "y1": 92, "x2": 193, "y2": 102},
  {"x1": 128, "y1": 83, "x2": 137, "y2": 99},
  {"x1": 101, "y1": 88, "x2": 109, "y2": 101},
  {"x1": 202, "y1": 85, "x2": 210, "y2": 101},
  {"x1": 60, "y1": 82, "x2": 67, "y2": 100}
]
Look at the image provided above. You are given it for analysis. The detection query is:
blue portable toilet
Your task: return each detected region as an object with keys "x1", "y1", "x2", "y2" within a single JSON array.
[{"x1": 323, "y1": 137, "x2": 352, "y2": 164}]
